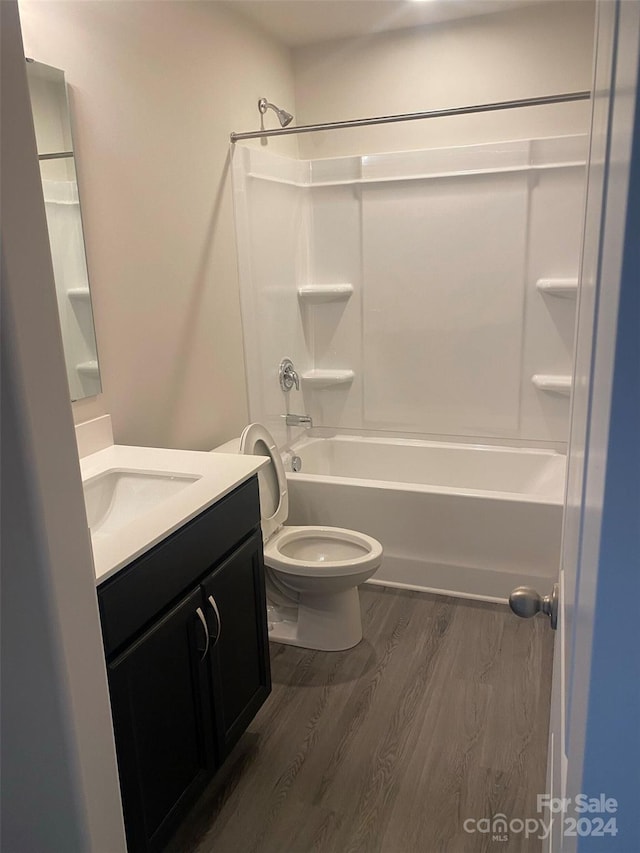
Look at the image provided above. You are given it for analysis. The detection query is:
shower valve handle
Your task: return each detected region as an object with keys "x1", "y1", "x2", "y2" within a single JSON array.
[{"x1": 279, "y1": 358, "x2": 299, "y2": 392}]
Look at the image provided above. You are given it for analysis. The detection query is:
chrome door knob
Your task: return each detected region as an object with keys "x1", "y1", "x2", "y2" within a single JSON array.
[{"x1": 509, "y1": 584, "x2": 559, "y2": 630}]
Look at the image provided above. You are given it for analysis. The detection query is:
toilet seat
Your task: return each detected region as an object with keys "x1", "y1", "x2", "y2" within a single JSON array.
[
  {"x1": 239, "y1": 423, "x2": 382, "y2": 577},
  {"x1": 264, "y1": 525, "x2": 383, "y2": 577},
  {"x1": 240, "y1": 423, "x2": 288, "y2": 542}
]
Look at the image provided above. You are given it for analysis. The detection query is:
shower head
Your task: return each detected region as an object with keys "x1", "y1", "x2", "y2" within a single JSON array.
[{"x1": 258, "y1": 97, "x2": 294, "y2": 128}]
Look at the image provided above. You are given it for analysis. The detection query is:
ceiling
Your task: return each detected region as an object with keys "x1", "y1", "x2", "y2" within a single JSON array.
[{"x1": 224, "y1": 0, "x2": 544, "y2": 48}]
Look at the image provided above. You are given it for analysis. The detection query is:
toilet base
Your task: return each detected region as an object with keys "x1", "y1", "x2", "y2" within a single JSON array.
[{"x1": 267, "y1": 587, "x2": 363, "y2": 651}]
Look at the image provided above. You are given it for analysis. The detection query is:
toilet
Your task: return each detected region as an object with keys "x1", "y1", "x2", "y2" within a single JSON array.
[{"x1": 217, "y1": 423, "x2": 382, "y2": 651}]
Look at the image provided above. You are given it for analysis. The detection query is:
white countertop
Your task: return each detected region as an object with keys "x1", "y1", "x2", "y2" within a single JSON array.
[{"x1": 81, "y1": 445, "x2": 267, "y2": 585}]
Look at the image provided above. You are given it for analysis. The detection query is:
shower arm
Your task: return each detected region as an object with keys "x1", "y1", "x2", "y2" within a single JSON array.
[{"x1": 231, "y1": 90, "x2": 590, "y2": 142}]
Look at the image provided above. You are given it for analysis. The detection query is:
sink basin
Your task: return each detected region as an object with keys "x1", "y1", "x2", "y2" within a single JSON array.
[
  {"x1": 80, "y1": 445, "x2": 268, "y2": 583},
  {"x1": 83, "y1": 469, "x2": 200, "y2": 538}
]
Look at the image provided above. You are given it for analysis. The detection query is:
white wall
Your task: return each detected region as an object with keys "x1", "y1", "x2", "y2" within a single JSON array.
[
  {"x1": 19, "y1": 0, "x2": 297, "y2": 449},
  {"x1": 1, "y1": 2, "x2": 126, "y2": 848},
  {"x1": 17, "y1": 0, "x2": 595, "y2": 450},
  {"x1": 293, "y1": 1, "x2": 595, "y2": 158},
  {"x1": 229, "y1": 0, "x2": 594, "y2": 448}
]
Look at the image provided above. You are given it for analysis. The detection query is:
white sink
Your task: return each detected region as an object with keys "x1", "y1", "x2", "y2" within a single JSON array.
[
  {"x1": 80, "y1": 445, "x2": 268, "y2": 584},
  {"x1": 83, "y1": 469, "x2": 200, "y2": 538}
]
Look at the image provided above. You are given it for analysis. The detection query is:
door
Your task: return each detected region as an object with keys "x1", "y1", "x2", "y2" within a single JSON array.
[
  {"x1": 202, "y1": 530, "x2": 272, "y2": 758},
  {"x1": 108, "y1": 588, "x2": 216, "y2": 853},
  {"x1": 543, "y1": 3, "x2": 640, "y2": 851}
]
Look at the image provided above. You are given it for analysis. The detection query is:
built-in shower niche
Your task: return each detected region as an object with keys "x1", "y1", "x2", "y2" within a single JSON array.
[{"x1": 232, "y1": 134, "x2": 587, "y2": 448}]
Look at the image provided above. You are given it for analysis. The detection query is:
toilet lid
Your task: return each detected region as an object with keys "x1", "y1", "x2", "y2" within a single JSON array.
[{"x1": 239, "y1": 423, "x2": 288, "y2": 541}]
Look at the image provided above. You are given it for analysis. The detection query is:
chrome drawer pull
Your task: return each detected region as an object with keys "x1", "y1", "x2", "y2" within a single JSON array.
[
  {"x1": 195, "y1": 607, "x2": 210, "y2": 661},
  {"x1": 208, "y1": 595, "x2": 221, "y2": 645}
]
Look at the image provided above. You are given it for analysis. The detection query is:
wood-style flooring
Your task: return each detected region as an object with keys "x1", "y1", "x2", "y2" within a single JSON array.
[{"x1": 166, "y1": 586, "x2": 554, "y2": 853}]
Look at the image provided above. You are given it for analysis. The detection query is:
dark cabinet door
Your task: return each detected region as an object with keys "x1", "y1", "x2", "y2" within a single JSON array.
[
  {"x1": 107, "y1": 588, "x2": 215, "y2": 853},
  {"x1": 202, "y1": 530, "x2": 271, "y2": 757}
]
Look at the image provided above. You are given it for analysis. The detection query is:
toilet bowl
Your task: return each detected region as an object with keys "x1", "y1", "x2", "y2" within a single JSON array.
[{"x1": 216, "y1": 423, "x2": 382, "y2": 651}]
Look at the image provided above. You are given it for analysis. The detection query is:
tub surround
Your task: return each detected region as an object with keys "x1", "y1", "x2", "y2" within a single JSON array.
[
  {"x1": 233, "y1": 134, "x2": 586, "y2": 450},
  {"x1": 232, "y1": 135, "x2": 580, "y2": 603}
]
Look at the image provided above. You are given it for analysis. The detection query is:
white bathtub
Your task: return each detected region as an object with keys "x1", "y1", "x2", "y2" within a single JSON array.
[{"x1": 285, "y1": 435, "x2": 565, "y2": 602}]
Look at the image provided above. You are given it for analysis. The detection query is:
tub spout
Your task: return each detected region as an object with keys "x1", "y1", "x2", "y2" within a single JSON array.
[{"x1": 285, "y1": 414, "x2": 313, "y2": 428}]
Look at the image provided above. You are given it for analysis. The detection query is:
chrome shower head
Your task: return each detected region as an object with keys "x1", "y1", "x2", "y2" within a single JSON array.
[
  {"x1": 277, "y1": 107, "x2": 294, "y2": 127},
  {"x1": 258, "y1": 97, "x2": 294, "y2": 128}
]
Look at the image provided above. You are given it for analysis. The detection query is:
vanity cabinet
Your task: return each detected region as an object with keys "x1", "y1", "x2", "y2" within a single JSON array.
[
  {"x1": 98, "y1": 477, "x2": 270, "y2": 853},
  {"x1": 106, "y1": 588, "x2": 215, "y2": 853},
  {"x1": 202, "y1": 532, "x2": 270, "y2": 756}
]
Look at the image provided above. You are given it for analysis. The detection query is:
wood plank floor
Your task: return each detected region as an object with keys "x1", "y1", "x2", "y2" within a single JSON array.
[{"x1": 166, "y1": 586, "x2": 554, "y2": 853}]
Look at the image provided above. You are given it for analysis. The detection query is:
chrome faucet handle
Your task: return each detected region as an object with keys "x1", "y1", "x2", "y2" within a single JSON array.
[{"x1": 279, "y1": 358, "x2": 299, "y2": 392}]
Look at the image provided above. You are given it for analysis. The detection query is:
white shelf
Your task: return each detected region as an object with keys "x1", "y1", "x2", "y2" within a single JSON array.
[
  {"x1": 536, "y1": 278, "x2": 579, "y2": 298},
  {"x1": 247, "y1": 161, "x2": 585, "y2": 189},
  {"x1": 68, "y1": 287, "x2": 91, "y2": 301},
  {"x1": 301, "y1": 369, "x2": 354, "y2": 388},
  {"x1": 77, "y1": 360, "x2": 100, "y2": 379},
  {"x1": 297, "y1": 284, "x2": 353, "y2": 303},
  {"x1": 532, "y1": 374, "x2": 572, "y2": 395}
]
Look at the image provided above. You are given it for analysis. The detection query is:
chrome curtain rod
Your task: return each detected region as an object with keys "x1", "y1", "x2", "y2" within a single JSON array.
[{"x1": 230, "y1": 90, "x2": 590, "y2": 143}]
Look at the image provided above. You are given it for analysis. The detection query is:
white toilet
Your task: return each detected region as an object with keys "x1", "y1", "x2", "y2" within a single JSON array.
[{"x1": 220, "y1": 423, "x2": 382, "y2": 651}]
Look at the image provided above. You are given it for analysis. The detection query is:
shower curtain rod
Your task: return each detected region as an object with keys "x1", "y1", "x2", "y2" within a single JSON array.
[{"x1": 230, "y1": 90, "x2": 590, "y2": 142}]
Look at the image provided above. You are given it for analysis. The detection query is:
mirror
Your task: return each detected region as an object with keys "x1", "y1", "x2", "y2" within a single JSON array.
[{"x1": 25, "y1": 59, "x2": 102, "y2": 402}]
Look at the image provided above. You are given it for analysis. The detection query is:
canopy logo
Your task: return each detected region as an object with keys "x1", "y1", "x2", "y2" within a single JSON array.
[
  {"x1": 463, "y1": 814, "x2": 551, "y2": 842},
  {"x1": 464, "y1": 794, "x2": 619, "y2": 842}
]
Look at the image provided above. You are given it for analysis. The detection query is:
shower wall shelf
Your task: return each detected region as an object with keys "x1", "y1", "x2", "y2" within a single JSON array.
[
  {"x1": 297, "y1": 284, "x2": 353, "y2": 303},
  {"x1": 536, "y1": 278, "x2": 579, "y2": 297},
  {"x1": 77, "y1": 360, "x2": 100, "y2": 379},
  {"x1": 531, "y1": 374, "x2": 572, "y2": 395},
  {"x1": 301, "y1": 369, "x2": 355, "y2": 388},
  {"x1": 68, "y1": 287, "x2": 91, "y2": 302}
]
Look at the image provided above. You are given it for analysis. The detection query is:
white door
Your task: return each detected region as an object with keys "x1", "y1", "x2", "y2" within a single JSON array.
[{"x1": 535, "y1": 2, "x2": 640, "y2": 851}]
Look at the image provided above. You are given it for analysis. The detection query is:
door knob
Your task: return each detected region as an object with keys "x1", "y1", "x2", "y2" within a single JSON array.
[{"x1": 509, "y1": 584, "x2": 558, "y2": 630}]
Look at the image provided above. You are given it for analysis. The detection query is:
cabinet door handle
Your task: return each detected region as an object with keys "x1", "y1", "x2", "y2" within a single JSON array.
[
  {"x1": 195, "y1": 607, "x2": 210, "y2": 661},
  {"x1": 208, "y1": 595, "x2": 221, "y2": 646}
]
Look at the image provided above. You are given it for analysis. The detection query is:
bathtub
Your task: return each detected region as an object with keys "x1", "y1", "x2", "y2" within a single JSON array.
[{"x1": 284, "y1": 434, "x2": 565, "y2": 603}]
